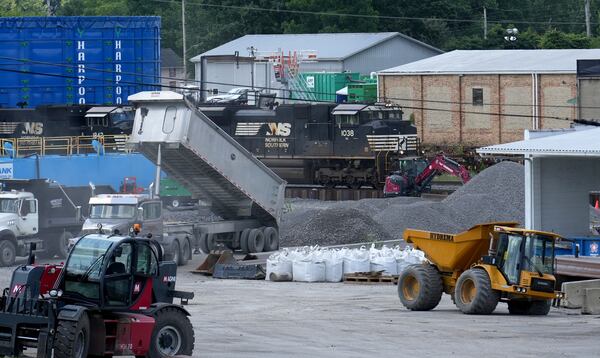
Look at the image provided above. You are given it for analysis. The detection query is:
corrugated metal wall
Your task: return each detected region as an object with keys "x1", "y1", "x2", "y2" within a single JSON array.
[
  {"x1": 344, "y1": 37, "x2": 441, "y2": 74},
  {"x1": 530, "y1": 157, "x2": 600, "y2": 236}
]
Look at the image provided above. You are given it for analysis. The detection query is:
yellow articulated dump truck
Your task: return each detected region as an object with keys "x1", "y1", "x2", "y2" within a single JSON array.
[{"x1": 398, "y1": 222, "x2": 565, "y2": 315}]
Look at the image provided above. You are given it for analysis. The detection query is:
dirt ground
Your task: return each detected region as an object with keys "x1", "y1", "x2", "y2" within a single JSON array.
[{"x1": 1, "y1": 256, "x2": 599, "y2": 358}]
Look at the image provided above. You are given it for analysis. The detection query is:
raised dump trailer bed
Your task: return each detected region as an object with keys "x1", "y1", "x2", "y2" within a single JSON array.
[{"x1": 127, "y1": 91, "x2": 286, "y2": 253}]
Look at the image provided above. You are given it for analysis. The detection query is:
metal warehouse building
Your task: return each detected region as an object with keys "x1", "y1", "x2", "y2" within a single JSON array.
[
  {"x1": 378, "y1": 49, "x2": 600, "y2": 147},
  {"x1": 478, "y1": 127, "x2": 600, "y2": 237},
  {"x1": 190, "y1": 32, "x2": 441, "y2": 100}
]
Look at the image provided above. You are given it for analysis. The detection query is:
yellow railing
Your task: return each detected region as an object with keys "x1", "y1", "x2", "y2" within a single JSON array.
[{"x1": 0, "y1": 134, "x2": 132, "y2": 157}]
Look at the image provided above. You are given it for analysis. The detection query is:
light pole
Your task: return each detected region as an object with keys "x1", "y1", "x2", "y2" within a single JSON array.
[
  {"x1": 182, "y1": 0, "x2": 187, "y2": 83},
  {"x1": 504, "y1": 27, "x2": 518, "y2": 48}
]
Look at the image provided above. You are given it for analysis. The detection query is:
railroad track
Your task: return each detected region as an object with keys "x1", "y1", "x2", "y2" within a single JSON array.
[{"x1": 285, "y1": 182, "x2": 460, "y2": 201}]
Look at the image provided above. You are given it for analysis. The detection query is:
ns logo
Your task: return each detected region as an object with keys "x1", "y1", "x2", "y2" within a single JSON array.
[
  {"x1": 266, "y1": 122, "x2": 291, "y2": 137},
  {"x1": 22, "y1": 122, "x2": 44, "y2": 135}
]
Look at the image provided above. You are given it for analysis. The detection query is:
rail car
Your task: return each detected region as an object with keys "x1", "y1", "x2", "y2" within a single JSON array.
[
  {"x1": 199, "y1": 103, "x2": 419, "y2": 188},
  {"x1": 0, "y1": 101, "x2": 418, "y2": 188},
  {"x1": 0, "y1": 104, "x2": 133, "y2": 138}
]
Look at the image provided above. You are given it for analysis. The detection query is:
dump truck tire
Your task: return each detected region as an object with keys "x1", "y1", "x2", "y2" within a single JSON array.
[
  {"x1": 397, "y1": 264, "x2": 443, "y2": 311},
  {"x1": 263, "y1": 227, "x2": 279, "y2": 252},
  {"x1": 0, "y1": 240, "x2": 16, "y2": 267},
  {"x1": 170, "y1": 240, "x2": 181, "y2": 265},
  {"x1": 240, "y1": 229, "x2": 251, "y2": 253},
  {"x1": 54, "y1": 313, "x2": 90, "y2": 358},
  {"x1": 54, "y1": 231, "x2": 73, "y2": 258},
  {"x1": 198, "y1": 234, "x2": 216, "y2": 254},
  {"x1": 455, "y1": 269, "x2": 499, "y2": 315},
  {"x1": 508, "y1": 300, "x2": 551, "y2": 315},
  {"x1": 178, "y1": 239, "x2": 191, "y2": 266},
  {"x1": 149, "y1": 307, "x2": 194, "y2": 358},
  {"x1": 247, "y1": 228, "x2": 265, "y2": 253}
]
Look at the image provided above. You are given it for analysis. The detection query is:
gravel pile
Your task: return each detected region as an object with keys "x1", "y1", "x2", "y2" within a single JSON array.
[
  {"x1": 280, "y1": 161, "x2": 525, "y2": 246},
  {"x1": 160, "y1": 162, "x2": 525, "y2": 247},
  {"x1": 281, "y1": 206, "x2": 391, "y2": 247},
  {"x1": 443, "y1": 161, "x2": 525, "y2": 228}
]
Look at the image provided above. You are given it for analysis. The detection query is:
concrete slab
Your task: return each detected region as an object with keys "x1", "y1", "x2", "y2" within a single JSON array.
[
  {"x1": 562, "y1": 279, "x2": 600, "y2": 308},
  {"x1": 582, "y1": 288, "x2": 600, "y2": 314},
  {"x1": 3, "y1": 257, "x2": 600, "y2": 357}
]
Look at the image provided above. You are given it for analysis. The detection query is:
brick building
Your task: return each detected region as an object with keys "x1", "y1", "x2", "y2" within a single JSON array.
[{"x1": 378, "y1": 49, "x2": 600, "y2": 147}]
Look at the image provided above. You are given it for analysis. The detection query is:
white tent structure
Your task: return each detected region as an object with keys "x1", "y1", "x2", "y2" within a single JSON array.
[{"x1": 477, "y1": 127, "x2": 600, "y2": 237}]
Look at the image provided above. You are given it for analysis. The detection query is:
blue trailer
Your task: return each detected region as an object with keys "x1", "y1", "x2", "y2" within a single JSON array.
[{"x1": 0, "y1": 16, "x2": 160, "y2": 108}]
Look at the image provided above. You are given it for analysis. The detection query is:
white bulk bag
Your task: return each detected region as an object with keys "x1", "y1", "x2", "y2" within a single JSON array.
[
  {"x1": 370, "y1": 255, "x2": 398, "y2": 276},
  {"x1": 293, "y1": 260, "x2": 326, "y2": 282},
  {"x1": 266, "y1": 256, "x2": 293, "y2": 281},
  {"x1": 343, "y1": 247, "x2": 370, "y2": 274},
  {"x1": 323, "y1": 250, "x2": 344, "y2": 282}
]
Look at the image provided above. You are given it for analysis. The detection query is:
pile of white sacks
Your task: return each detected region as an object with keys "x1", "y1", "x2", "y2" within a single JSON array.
[{"x1": 266, "y1": 245, "x2": 426, "y2": 282}]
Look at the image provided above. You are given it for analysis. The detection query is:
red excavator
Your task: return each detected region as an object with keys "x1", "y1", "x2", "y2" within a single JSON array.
[{"x1": 383, "y1": 153, "x2": 471, "y2": 197}]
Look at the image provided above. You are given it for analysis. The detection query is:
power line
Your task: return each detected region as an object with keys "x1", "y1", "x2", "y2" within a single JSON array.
[
  {"x1": 0, "y1": 66, "x2": 581, "y2": 124},
  {"x1": 149, "y1": 0, "x2": 599, "y2": 26},
  {"x1": 0, "y1": 55, "x2": 594, "y2": 111}
]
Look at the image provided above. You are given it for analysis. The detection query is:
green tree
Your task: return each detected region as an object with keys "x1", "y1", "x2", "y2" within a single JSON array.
[
  {"x1": 0, "y1": 0, "x2": 46, "y2": 16},
  {"x1": 539, "y1": 29, "x2": 591, "y2": 49}
]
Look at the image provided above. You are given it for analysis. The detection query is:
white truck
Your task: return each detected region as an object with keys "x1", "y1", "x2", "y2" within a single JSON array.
[
  {"x1": 0, "y1": 179, "x2": 113, "y2": 266},
  {"x1": 80, "y1": 193, "x2": 195, "y2": 266},
  {"x1": 126, "y1": 91, "x2": 286, "y2": 257}
]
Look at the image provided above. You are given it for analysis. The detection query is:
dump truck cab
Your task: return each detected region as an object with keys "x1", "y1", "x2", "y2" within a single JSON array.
[
  {"x1": 0, "y1": 190, "x2": 38, "y2": 237},
  {"x1": 487, "y1": 226, "x2": 559, "y2": 297},
  {"x1": 82, "y1": 194, "x2": 163, "y2": 239},
  {"x1": 399, "y1": 223, "x2": 565, "y2": 315}
]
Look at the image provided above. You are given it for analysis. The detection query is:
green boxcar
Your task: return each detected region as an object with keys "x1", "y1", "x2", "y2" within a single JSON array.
[
  {"x1": 347, "y1": 83, "x2": 377, "y2": 103},
  {"x1": 298, "y1": 72, "x2": 360, "y2": 101}
]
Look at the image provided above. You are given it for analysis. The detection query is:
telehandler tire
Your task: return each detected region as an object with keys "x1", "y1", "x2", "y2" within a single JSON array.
[
  {"x1": 54, "y1": 313, "x2": 90, "y2": 358},
  {"x1": 397, "y1": 264, "x2": 443, "y2": 311},
  {"x1": 149, "y1": 307, "x2": 194, "y2": 358},
  {"x1": 455, "y1": 269, "x2": 499, "y2": 314},
  {"x1": 508, "y1": 299, "x2": 551, "y2": 315}
]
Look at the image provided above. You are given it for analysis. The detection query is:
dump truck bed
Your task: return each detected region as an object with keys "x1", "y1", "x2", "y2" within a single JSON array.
[
  {"x1": 403, "y1": 222, "x2": 519, "y2": 273},
  {"x1": 127, "y1": 91, "x2": 286, "y2": 228}
]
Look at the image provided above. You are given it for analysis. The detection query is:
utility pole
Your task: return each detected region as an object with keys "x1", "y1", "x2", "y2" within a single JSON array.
[
  {"x1": 182, "y1": 0, "x2": 188, "y2": 83},
  {"x1": 46, "y1": 0, "x2": 59, "y2": 16},
  {"x1": 483, "y1": 7, "x2": 488, "y2": 40},
  {"x1": 585, "y1": 0, "x2": 592, "y2": 37},
  {"x1": 247, "y1": 46, "x2": 256, "y2": 90}
]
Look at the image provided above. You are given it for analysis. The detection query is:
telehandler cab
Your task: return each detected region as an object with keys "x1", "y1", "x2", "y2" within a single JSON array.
[
  {"x1": 0, "y1": 231, "x2": 195, "y2": 357},
  {"x1": 398, "y1": 222, "x2": 565, "y2": 315}
]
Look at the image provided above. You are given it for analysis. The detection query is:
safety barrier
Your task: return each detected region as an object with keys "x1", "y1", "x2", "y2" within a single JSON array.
[{"x1": 0, "y1": 135, "x2": 131, "y2": 157}]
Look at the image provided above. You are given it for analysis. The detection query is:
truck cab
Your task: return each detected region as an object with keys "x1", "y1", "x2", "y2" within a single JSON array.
[
  {"x1": 0, "y1": 191, "x2": 39, "y2": 238},
  {"x1": 80, "y1": 194, "x2": 194, "y2": 266},
  {"x1": 82, "y1": 194, "x2": 163, "y2": 239}
]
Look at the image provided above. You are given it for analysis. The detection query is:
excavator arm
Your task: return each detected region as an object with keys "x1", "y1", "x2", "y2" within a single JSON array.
[{"x1": 414, "y1": 154, "x2": 471, "y2": 193}]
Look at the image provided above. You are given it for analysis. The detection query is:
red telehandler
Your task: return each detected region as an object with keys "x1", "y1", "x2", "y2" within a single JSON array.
[
  {"x1": 0, "y1": 230, "x2": 194, "y2": 357},
  {"x1": 383, "y1": 153, "x2": 471, "y2": 197}
]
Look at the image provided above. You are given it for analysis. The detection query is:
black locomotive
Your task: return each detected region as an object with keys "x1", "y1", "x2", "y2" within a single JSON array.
[
  {"x1": 0, "y1": 101, "x2": 417, "y2": 188},
  {"x1": 200, "y1": 102, "x2": 419, "y2": 188},
  {"x1": 0, "y1": 104, "x2": 133, "y2": 138}
]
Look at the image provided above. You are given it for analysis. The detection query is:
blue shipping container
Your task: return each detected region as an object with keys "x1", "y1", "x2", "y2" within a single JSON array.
[
  {"x1": 569, "y1": 237, "x2": 600, "y2": 257},
  {"x1": 0, "y1": 16, "x2": 160, "y2": 108}
]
